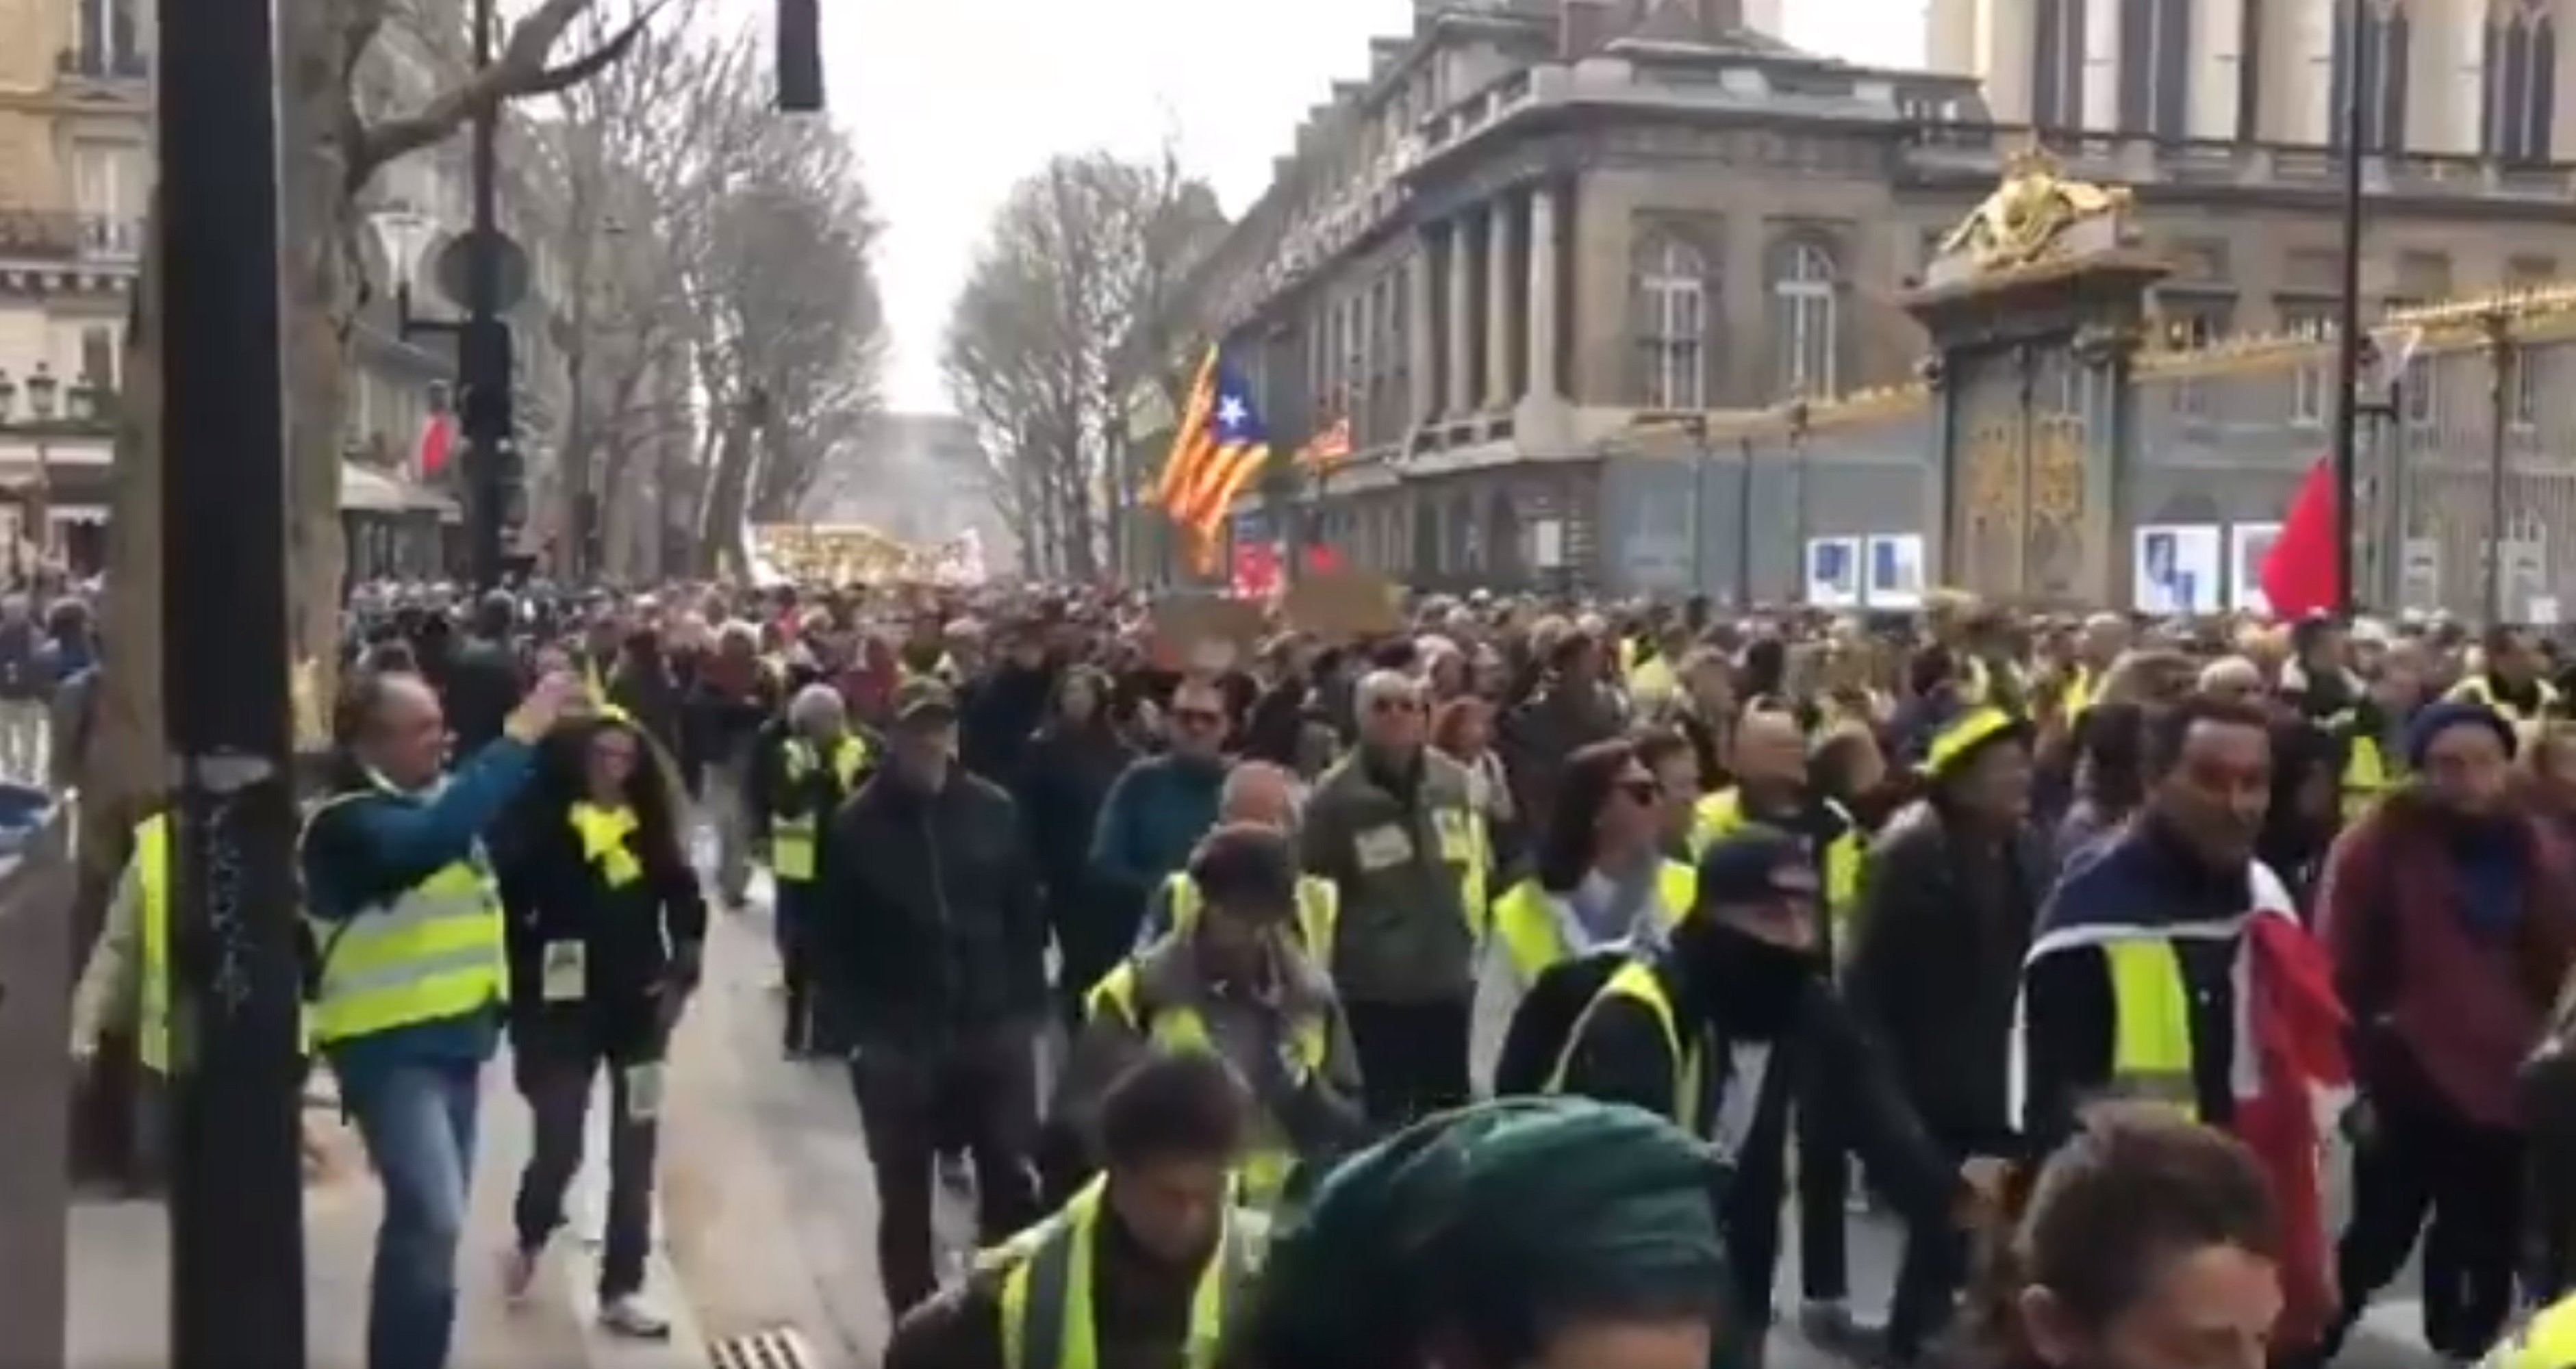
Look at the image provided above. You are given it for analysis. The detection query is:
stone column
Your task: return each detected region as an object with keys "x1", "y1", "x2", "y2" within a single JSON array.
[
  {"x1": 1485, "y1": 194, "x2": 1517, "y2": 409},
  {"x1": 1407, "y1": 235, "x2": 1437, "y2": 424},
  {"x1": 1526, "y1": 180, "x2": 1562, "y2": 400},
  {"x1": 1444, "y1": 218, "x2": 1475, "y2": 418}
]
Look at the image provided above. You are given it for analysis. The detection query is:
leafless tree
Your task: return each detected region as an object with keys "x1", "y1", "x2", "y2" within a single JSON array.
[
  {"x1": 941, "y1": 151, "x2": 1226, "y2": 580},
  {"x1": 89, "y1": 0, "x2": 659, "y2": 867}
]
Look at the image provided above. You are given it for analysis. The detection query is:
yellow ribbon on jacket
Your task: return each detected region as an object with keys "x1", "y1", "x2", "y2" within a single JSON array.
[{"x1": 570, "y1": 802, "x2": 643, "y2": 888}]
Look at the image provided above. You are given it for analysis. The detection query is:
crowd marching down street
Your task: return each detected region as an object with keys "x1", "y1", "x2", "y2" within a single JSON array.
[{"x1": 22, "y1": 567, "x2": 2576, "y2": 1369}]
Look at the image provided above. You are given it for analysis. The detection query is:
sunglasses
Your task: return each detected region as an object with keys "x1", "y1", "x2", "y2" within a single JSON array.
[
  {"x1": 1369, "y1": 695, "x2": 1424, "y2": 714},
  {"x1": 1172, "y1": 708, "x2": 1226, "y2": 728}
]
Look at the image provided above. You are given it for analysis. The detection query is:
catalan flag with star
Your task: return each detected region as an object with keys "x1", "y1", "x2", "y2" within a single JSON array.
[{"x1": 1156, "y1": 346, "x2": 1272, "y2": 541}]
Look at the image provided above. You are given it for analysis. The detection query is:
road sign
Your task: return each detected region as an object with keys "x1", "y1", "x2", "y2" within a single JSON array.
[{"x1": 434, "y1": 228, "x2": 531, "y2": 313}]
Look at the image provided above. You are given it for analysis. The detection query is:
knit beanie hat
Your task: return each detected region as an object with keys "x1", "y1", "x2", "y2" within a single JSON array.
[{"x1": 2402, "y1": 699, "x2": 2516, "y2": 770}]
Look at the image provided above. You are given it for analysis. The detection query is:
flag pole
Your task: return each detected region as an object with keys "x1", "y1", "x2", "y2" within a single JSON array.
[{"x1": 2329, "y1": 0, "x2": 2367, "y2": 618}]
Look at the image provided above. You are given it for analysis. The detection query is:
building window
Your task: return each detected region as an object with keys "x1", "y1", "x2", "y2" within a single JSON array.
[
  {"x1": 2159, "y1": 297, "x2": 2233, "y2": 414},
  {"x1": 68, "y1": 0, "x2": 144, "y2": 77},
  {"x1": 1634, "y1": 235, "x2": 1708, "y2": 411},
  {"x1": 2280, "y1": 301, "x2": 2336, "y2": 427},
  {"x1": 79, "y1": 325, "x2": 116, "y2": 395},
  {"x1": 1771, "y1": 241, "x2": 1839, "y2": 399},
  {"x1": 2486, "y1": 1, "x2": 2557, "y2": 162},
  {"x1": 2330, "y1": 0, "x2": 2411, "y2": 153},
  {"x1": 2031, "y1": 0, "x2": 2088, "y2": 127},
  {"x1": 2117, "y1": 0, "x2": 2193, "y2": 139}
]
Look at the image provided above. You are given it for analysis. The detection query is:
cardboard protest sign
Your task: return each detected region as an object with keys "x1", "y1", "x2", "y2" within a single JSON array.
[
  {"x1": 1149, "y1": 595, "x2": 1265, "y2": 673},
  {"x1": 1284, "y1": 569, "x2": 1402, "y2": 639}
]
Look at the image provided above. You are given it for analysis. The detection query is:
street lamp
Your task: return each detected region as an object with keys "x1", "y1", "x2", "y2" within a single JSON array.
[{"x1": 0, "y1": 361, "x2": 90, "y2": 575}]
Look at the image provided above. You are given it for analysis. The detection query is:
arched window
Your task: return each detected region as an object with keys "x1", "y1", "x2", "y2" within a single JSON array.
[
  {"x1": 2486, "y1": 1, "x2": 2557, "y2": 162},
  {"x1": 2117, "y1": 0, "x2": 2193, "y2": 139},
  {"x1": 2331, "y1": 0, "x2": 2412, "y2": 152},
  {"x1": 1771, "y1": 242, "x2": 1839, "y2": 400},
  {"x1": 1632, "y1": 235, "x2": 1707, "y2": 411},
  {"x1": 2030, "y1": 0, "x2": 2088, "y2": 127}
]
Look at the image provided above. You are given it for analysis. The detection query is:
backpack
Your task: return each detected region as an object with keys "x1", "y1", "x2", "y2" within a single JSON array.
[{"x1": 1491, "y1": 947, "x2": 1634, "y2": 1097}]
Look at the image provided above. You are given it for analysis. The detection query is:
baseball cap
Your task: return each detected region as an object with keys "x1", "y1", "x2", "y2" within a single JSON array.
[
  {"x1": 1693, "y1": 828, "x2": 1817, "y2": 907},
  {"x1": 892, "y1": 677, "x2": 959, "y2": 726}
]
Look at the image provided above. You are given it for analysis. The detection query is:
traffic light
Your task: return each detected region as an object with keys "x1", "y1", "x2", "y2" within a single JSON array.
[{"x1": 779, "y1": 0, "x2": 822, "y2": 112}]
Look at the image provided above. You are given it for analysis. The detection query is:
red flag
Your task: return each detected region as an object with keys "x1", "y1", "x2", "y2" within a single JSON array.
[
  {"x1": 1303, "y1": 542, "x2": 1339, "y2": 574},
  {"x1": 2259, "y1": 457, "x2": 2340, "y2": 617},
  {"x1": 417, "y1": 413, "x2": 456, "y2": 478}
]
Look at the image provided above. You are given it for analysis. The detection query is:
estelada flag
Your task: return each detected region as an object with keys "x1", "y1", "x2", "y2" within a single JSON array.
[{"x1": 2260, "y1": 457, "x2": 2341, "y2": 617}]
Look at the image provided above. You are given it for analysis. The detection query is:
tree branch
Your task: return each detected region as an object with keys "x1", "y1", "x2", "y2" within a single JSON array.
[{"x1": 349, "y1": 0, "x2": 671, "y2": 190}]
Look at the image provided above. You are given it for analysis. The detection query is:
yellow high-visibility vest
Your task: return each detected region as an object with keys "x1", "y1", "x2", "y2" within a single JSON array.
[
  {"x1": 2102, "y1": 938, "x2": 2199, "y2": 1118},
  {"x1": 2445, "y1": 674, "x2": 2561, "y2": 728},
  {"x1": 772, "y1": 734, "x2": 869, "y2": 883},
  {"x1": 568, "y1": 802, "x2": 643, "y2": 888},
  {"x1": 1687, "y1": 789, "x2": 1859, "y2": 942},
  {"x1": 134, "y1": 813, "x2": 172, "y2": 1075},
  {"x1": 1085, "y1": 960, "x2": 1331, "y2": 1210},
  {"x1": 1487, "y1": 862, "x2": 1695, "y2": 985},
  {"x1": 1546, "y1": 958, "x2": 1703, "y2": 1129},
  {"x1": 299, "y1": 788, "x2": 508, "y2": 1045},
  {"x1": 989, "y1": 1175, "x2": 1261, "y2": 1369},
  {"x1": 2323, "y1": 709, "x2": 2392, "y2": 823},
  {"x1": 1161, "y1": 870, "x2": 1339, "y2": 960},
  {"x1": 1435, "y1": 804, "x2": 1491, "y2": 936}
]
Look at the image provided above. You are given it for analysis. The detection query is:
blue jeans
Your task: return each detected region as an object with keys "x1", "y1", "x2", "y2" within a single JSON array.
[{"x1": 341, "y1": 1057, "x2": 481, "y2": 1369}]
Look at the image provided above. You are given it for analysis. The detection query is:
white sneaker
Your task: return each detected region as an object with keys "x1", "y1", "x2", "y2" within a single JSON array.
[{"x1": 598, "y1": 1293, "x2": 672, "y2": 1340}]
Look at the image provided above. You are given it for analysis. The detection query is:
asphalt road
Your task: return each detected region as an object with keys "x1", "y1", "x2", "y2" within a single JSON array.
[{"x1": 664, "y1": 901, "x2": 2446, "y2": 1369}]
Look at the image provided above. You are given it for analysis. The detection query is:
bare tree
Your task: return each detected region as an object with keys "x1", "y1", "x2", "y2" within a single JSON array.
[
  {"x1": 941, "y1": 151, "x2": 1226, "y2": 580},
  {"x1": 88, "y1": 0, "x2": 659, "y2": 865},
  {"x1": 668, "y1": 80, "x2": 887, "y2": 576}
]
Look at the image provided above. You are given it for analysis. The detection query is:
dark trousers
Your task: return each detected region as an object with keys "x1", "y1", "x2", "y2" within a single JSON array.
[
  {"x1": 510, "y1": 1027, "x2": 661, "y2": 1298},
  {"x1": 1343, "y1": 999, "x2": 1471, "y2": 1127},
  {"x1": 774, "y1": 880, "x2": 820, "y2": 1051},
  {"x1": 2328, "y1": 1093, "x2": 2525, "y2": 1359},
  {"x1": 848, "y1": 1027, "x2": 1041, "y2": 1315},
  {"x1": 1795, "y1": 1101, "x2": 1849, "y2": 1305},
  {"x1": 1884, "y1": 1124, "x2": 2007, "y2": 1359}
]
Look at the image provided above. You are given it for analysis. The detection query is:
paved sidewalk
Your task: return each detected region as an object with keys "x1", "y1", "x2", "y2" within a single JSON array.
[{"x1": 68, "y1": 1062, "x2": 704, "y2": 1369}]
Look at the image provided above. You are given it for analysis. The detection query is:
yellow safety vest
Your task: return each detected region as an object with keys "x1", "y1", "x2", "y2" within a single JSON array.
[
  {"x1": 989, "y1": 1175, "x2": 1261, "y2": 1369},
  {"x1": 2483, "y1": 1288, "x2": 2576, "y2": 1369},
  {"x1": 134, "y1": 814, "x2": 172, "y2": 1075},
  {"x1": 772, "y1": 734, "x2": 869, "y2": 883},
  {"x1": 2102, "y1": 938, "x2": 2199, "y2": 1118},
  {"x1": 568, "y1": 802, "x2": 643, "y2": 888},
  {"x1": 1161, "y1": 870, "x2": 1339, "y2": 960},
  {"x1": 1487, "y1": 862, "x2": 1695, "y2": 985},
  {"x1": 2323, "y1": 709, "x2": 2392, "y2": 823},
  {"x1": 1436, "y1": 804, "x2": 1491, "y2": 936},
  {"x1": 2447, "y1": 676, "x2": 2561, "y2": 747},
  {"x1": 1687, "y1": 789, "x2": 1860, "y2": 941},
  {"x1": 1545, "y1": 958, "x2": 1703, "y2": 1129},
  {"x1": 583, "y1": 657, "x2": 609, "y2": 705},
  {"x1": 1085, "y1": 960, "x2": 1330, "y2": 1210},
  {"x1": 2062, "y1": 664, "x2": 2096, "y2": 719},
  {"x1": 298, "y1": 786, "x2": 509, "y2": 1045}
]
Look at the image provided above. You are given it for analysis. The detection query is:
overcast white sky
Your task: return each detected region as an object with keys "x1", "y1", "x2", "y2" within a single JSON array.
[{"x1": 817, "y1": 0, "x2": 1928, "y2": 413}]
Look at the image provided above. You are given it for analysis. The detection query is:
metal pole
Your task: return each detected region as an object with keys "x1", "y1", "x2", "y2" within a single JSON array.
[
  {"x1": 2329, "y1": 0, "x2": 2368, "y2": 617},
  {"x1": 464, "y1": 0, "x2": 512, "y2": 590},
  {"x1": 1688, "y1": 420, "x2": 1710, "y2": 594},
  {"x1": 1734, "y1": 436, "x2": 1756, "y2": 606},
  {"x1": 2483, "y1": 315, "x2": 2512, "y2": 623},
  {"x1": 160, "y1": 0, "x2": 307, "y2": 1355}
]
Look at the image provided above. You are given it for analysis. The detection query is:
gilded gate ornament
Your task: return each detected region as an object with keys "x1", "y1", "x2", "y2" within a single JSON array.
[{"x1": 1936, "y1": 149, "x2": 2134, "y2": 272}]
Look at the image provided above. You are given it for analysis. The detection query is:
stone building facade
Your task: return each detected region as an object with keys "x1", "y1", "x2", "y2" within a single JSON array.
[{"x1": 1180, "y1": 0, "x2": 2576, "y2": 612}]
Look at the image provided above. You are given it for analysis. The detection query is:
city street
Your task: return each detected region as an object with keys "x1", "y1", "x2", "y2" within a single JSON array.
[{"x1": 56, "y1": 869, "x2": 2449, "y2": 1369}]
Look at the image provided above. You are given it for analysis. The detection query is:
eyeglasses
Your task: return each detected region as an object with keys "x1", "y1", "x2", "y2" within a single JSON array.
[
  {"x1": 1368, "y1": 695, "x2": 1424, "y2": 715},
  {"x1": 1172, "y1": 708, "x2": 1226, "y2": 728}
]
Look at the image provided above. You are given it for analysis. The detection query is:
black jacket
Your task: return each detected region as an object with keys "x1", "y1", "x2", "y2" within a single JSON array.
[
  {"x1": 494, "y1": 802, "x2": 707, "y2": 1060},
  {"x1": 1841, "y1": 802, "x2": 2045, "y2": 1138},
  {"x1": 1553, "y1": 952, "x2": 1959, "y2": 1319},
  {"x1": 816, "y1": 767, "x2": 1049, "y2": 1047}
]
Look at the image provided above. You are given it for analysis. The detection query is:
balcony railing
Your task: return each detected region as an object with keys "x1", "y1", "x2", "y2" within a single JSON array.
[
  {"x1": 55, "y1": 45, "x2": 149, "y2": 81},
  {"x1": 0, "y1": 212, "x2": 147, "y2": 264}
]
